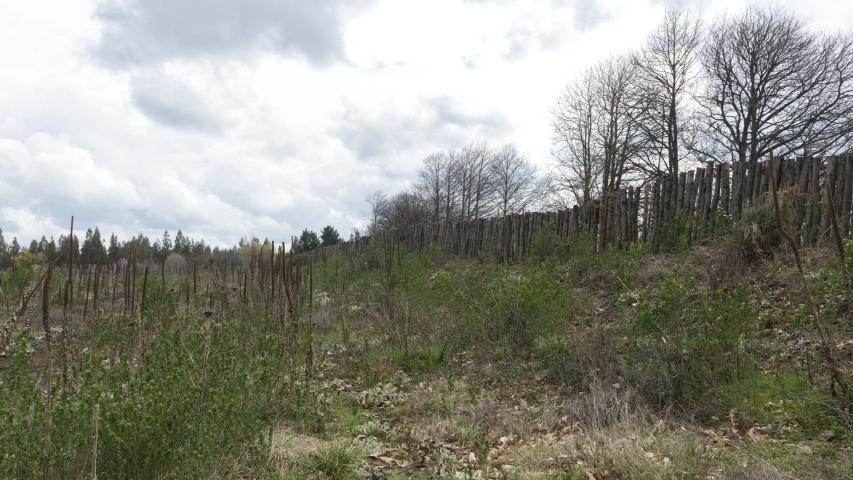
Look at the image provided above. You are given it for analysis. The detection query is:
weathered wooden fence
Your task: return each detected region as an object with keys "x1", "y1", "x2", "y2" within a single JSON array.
[{"x1": 312, "y1": 155, "x2": 853, "y2": 262}]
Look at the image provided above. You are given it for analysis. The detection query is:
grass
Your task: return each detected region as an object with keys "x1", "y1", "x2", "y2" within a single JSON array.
[
  {"x1": 0, "y1": 248, "x2": 322, "y2": 479},
  {"x1": 304, "y1": 235, "x2": 851, "y2": 478},
  {"x1": 302, "y1": 443, "x2": 362, "y2": 480},
  {"x1": 1, "y1": 224, "x2": 851, "y2": 479},
  {"x1": 705, "y1": 372, "x2": 852, "y2": 442}
]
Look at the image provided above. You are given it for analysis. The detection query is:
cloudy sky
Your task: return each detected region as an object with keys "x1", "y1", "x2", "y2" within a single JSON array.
[{"x1": 1, "y1": 0, "x2": 850, "y2": 246}]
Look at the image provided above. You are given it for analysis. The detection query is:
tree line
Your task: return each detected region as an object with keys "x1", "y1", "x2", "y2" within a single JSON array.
[
  {"x1": 366, "y1": 143, "x2": 545, "y2": 234},
  {"x1": 0, "y1": 224, "x2": 343, "y2": 269},
  {"x1": 0, "y1": 227, "x2": 220, "y2": 268},
  {"x1": 368, "y1": 5, "x2": 852, "y2": 234},
  {"x1": 3, "y1": 6, "x2": 850, "y2": 259},
  {"x1": 550, "y1": 5, "x2": 853, "y2": 207}
]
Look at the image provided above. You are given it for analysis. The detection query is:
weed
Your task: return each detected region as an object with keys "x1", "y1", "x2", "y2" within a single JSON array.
[{"x1": 303, "y1": 443, "x2": 361, "y2": 480}]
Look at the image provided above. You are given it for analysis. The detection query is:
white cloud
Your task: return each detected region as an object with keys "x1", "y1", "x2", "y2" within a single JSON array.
[{"x1": 0, "y1": 0, "x2": 849, "y2": 246}]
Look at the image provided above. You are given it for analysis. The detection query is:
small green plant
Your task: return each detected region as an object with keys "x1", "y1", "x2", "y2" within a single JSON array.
[
  {"x1": 654, "y1": 216, "x2": 693, "y2": 253},
  {"x1": 732, "y1": 191, "x2": 797, "y2": 262},
  {"x1": 532, "y1": 330, "x2": 621, "y2": 388},
  {"x1": 304, "y1": 443, "x2": 361, "y2": 480},
  {"x1": 632, "y1": 269, "x2": 756, "y2": 408}
]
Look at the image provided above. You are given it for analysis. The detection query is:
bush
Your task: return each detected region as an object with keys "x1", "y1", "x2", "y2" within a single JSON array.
[
  {"x1": 631, "y1": 269, "x2": 756, "y2": 408},
  {"x1": 533, "y1": 330, "x2": 622, "y2": 388},
  {"x1": 654, "y1": 216, "x2": 693, "y2": 253},
  {"x1": 0, "y1": 307, "x2": 297, "y2": 479},
  {"x1": 451, "y1": 259, "x2": 572, "y2": 355},
  {"x1": 11, "y1": 251, "x2": 46, "y2": 270},
  {"x1": 733, "y1": 190, "x2": 797, "y2": 262}
]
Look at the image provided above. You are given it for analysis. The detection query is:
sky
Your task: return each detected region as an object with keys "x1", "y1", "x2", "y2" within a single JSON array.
[{"x1": 1, "y1": 0, "x2": 851, "y2": 247}]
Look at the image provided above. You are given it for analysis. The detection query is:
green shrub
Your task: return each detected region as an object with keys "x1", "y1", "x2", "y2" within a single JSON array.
[
  {"x1": 632, "y1": 269, "x2": 756, "y2": 408},
  {"x1": 0, "y1": 307, "x2": 297, "y2": 479},
  {"x1": 732, "y1": 191, "x2": 797, "y2": 262},
  {"x1": 533, "y1": 330, "x2": 622, "y2": 388},
  {"x1": 303, "y1": 443, "x2": 361, "y2": 480},
  {"x1": 451, "y1": 259, "x2": 572, "y2": 355},
  {"x1": 654, "y1": 216, "x2": 693, "y2": 253}
]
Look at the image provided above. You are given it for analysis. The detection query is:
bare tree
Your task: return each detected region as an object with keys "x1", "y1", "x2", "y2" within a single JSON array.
[
  {"x1": 595, "y1": 55, "x2": 644, "y2": 194},
  {"x1": 490, "y1": 144, "x2": 543, "y2": 216},
  {"x1": 551, "y1": 55, "x2": 642, "y2": 205},
  {"x1": 366, "y1": 190, "x2": 387, "y2": 234},
  {"x1": 382, "y1": 191, "x2": 431, "y2": 229},
  {"x1": 416, "y1": 152, "x2": 448, "y2": 223},
  {"x1": 454, "y1": 143, "x2": 495, "y2": 221},
  {"x1": 700, "y1": 5, "x2": 853, "y2": 172},
  {"x1": 552, "y1": 69, "x2": 601, "y2": 205},
  {"x1": 443, "y1": 150, "x2": 462, "y2": 222},
  {"x1": 632, "y1": 7, "x2": 702, "y2": 177}
]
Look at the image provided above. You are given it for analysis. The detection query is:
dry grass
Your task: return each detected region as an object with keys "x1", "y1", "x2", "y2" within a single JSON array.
[{"x1": 269, "y1": 427, "x2": 332, "y2": 469}]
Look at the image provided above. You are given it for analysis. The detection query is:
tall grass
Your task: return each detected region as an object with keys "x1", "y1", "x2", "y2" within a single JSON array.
[{"x1": 0, "y1": 247, "x2": 319, "y2": 479}]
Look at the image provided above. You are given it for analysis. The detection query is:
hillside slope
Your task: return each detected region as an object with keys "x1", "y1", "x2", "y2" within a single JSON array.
[{"x1": 267, "y1": 229, "x2": 852, "y2": 479}]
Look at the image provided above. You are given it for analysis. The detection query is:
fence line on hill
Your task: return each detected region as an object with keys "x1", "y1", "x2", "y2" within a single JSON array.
[{"x1": 311, "y1": 155, "x2": 853, "y2": 262}]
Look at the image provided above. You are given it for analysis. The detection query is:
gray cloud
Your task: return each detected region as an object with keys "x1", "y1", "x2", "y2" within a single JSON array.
[
  {"x1": 426, "y1": 97, "x2": 510, "y2": 134},
  {"x1": 573, "y1": 0, "x2": 610, "y2": 30},
  {"x1": 464, "y1": 0, "x2": 610, "y2": 30},
  {"x1": 331, "y1": 96, "x2": 510, "y2": 168},
  {"x1": 11, "y1": 0, "x2": 754, "y2": 247},
  {"x1": 92, "y1": 0, "x2": 363, "y2": 68},
  {"x1": 130, "y1": 73, "x2": 227, "y2": 133}
]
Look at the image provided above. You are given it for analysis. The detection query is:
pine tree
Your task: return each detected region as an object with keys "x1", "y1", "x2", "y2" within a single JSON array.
[
  {"x1": 91, "y1": 228, "x2": 106, "y2": 262},
  {"x1": 161, "y1": 231, "x2": 173, "y2": 253},
  {"x1": 0, "y1": 228, "x2": 6, "y2": 268},
  {"x1": 58, "y1": 234, "x2": 79, "y2": 264},
  {"x1": 174, "y1": 229, "x2": 188, "y2": 255},
  {"x1": 298, "y1": 229, "x2": 321, "y2": 252},
  {"x1": 82, "y1": 228, "x2": 95, "y2": 263},
  {"x1": 320, "y1": 225, "x2": 341, "y2": 247},
  {"x1": 46, "y1": 238, "x2": 57, "y2": 261},
  {"x1": 108, "y1": 234, "x2": 120, "y2": 262}
]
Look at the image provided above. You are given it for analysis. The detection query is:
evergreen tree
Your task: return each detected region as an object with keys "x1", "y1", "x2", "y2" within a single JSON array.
[
  {"x1": 10, "y1": 238, "x2": 20, "y2": 257},
  {"x1": 108, "y1": 234, "x2": 120, "y2": 262},
  {"x1": 0, "y1": 229, "x2": 6, "y2": 268},
  {"x1": 58, "y1": 234, "x2": 79, "y2": 264},
  {"x1": 82, "y1": 228, "x2": 95, "y2": 263},
  {"x1": 161, "y1": 231, "x2": 173, "y2": 253},
  {"x1": 46, "y1": 238, "x2": 57, "y2": 261},
  {"x1": 81, "y1": 227, "x2": 106, "y2": 263},
  {"x1": 320, "y1": 225, "x2": 341, "y2": 247},
  {"x1": 91, "y1": 227, "x2": 106, "y2": 261},
  {"x1": 298, "y1": 229, "x2": 321, "y2": 252},
  {"x1": 174, "y1": 229, "x2": 188, "y2": 255}
]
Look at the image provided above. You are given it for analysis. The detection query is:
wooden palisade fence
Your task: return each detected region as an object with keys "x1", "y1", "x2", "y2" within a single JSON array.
[{"x1": 311, "y1": 155, "x2": 853, "y2": 263}]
